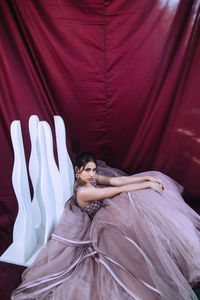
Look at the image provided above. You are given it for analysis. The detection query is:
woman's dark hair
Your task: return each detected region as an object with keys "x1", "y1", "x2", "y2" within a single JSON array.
[{"x1": 74, "y1": 152, "x2": 97, "y2": 169}]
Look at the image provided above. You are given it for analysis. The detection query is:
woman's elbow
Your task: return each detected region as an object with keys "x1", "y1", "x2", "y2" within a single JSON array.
[{"x1": 110, "y1": 177, "x2": 121, "y2": 186}]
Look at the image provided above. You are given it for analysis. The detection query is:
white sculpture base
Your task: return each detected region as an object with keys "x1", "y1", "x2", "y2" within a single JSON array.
[{"x1": 0, "y1": 242, "x2": 41, "y2": 267}]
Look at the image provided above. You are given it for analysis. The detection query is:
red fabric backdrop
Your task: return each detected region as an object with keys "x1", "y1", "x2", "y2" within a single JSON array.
[{"x1": 0, "y1": 0, "x2": 200, "y2": 298}]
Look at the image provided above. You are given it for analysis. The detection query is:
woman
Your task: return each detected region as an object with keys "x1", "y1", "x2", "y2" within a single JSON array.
[{"x1": 12, "y1": 152, "x2": 200, "y2": 300}]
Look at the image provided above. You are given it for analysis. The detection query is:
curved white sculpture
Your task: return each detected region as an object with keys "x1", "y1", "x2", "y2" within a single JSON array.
[
  {"x1": 29, "y1": 115, "x2": 41, "y2": 229},
  {"x1": 41, "y1": 121, "x2": 65, "y2": 224},
  {"x1": 35, "y1": 122, "x2": 57, "y2": 245},
  {"x1": 54, "y1": 116, "x2": 74, "y2": 202},
  {"x1": 1, "y1": 121, "x2": 37, "y2": 265},
  {"x1": 0, "y1": 115, "x2": 74, "y2": 267}
]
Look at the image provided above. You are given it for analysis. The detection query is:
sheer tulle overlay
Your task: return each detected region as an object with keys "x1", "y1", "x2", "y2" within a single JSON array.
[{"x1": 11, "y1": 162, "x2": 200, "y2": 300}]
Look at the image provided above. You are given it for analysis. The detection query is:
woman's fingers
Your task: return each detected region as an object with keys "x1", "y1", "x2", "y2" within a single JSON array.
[
  {"x1": 151, "y1": 181, "x2": 164, "y2": 195},
  {"x1": 149, "y1": 177, "x2": 164, "y2": 191},
  {"x1": 158, "y1": 182, "x2": 165, "y2": 190}
]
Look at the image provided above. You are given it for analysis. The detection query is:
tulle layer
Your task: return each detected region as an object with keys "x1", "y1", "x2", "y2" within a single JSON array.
[{"x1": 11, "y1": 162, "x2": 200, "y2": 300}]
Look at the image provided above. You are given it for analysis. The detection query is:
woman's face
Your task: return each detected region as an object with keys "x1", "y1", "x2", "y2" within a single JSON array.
[{"x1": 76, "y1": 162, "x2": 97, "y2": 184}]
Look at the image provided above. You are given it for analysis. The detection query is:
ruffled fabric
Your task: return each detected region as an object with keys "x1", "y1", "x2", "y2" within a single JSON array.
[{"x1": 11, "y1": 161, "x2": 200, "y2": 300}]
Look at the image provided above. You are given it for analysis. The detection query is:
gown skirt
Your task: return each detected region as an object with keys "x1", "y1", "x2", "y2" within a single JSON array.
[{"x1": 11, "y1": 161, "x2": 200, "y2": 300}]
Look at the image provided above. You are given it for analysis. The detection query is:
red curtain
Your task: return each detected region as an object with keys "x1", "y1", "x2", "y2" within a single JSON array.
[{"x1": 0, "y1": 0, "x2": 200, "y2": 298}]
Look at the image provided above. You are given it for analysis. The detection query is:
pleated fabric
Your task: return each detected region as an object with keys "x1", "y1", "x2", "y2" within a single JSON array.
[{"x1": 11, "y1": 162, "x2": 200, "y2": 300}]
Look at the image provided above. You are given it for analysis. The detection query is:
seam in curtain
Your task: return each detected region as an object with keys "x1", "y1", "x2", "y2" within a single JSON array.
[{"x1": 102, "y1": 0, "x2": 111, "y2": 161}]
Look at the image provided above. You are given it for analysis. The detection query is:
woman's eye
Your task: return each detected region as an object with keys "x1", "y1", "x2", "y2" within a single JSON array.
[{"x1": 85, "y1": 168, "x2": 96, "y2": 172}]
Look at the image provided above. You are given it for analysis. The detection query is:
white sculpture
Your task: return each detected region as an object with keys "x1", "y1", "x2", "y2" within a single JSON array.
[
  {"x1": 35, "y1": 122, "x2": 58, "y2": 245},
  {"x1": 0, "y1": 115, "x2": 74, "y2": 266},
  {"x1": 0, "y1": 121, "x2": 37, "y2": 266},
  {"x1": 29, "y1": 115, "x2": 41, "y2": 230},
  {"x1": 54, "y1": 116, "x2": 74, "y2": 201}
]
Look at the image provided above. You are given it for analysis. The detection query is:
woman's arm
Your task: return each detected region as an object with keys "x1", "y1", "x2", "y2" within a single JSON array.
[
  {"x1": 96, "y1": 174, "x2": 162, "y2": 186},
  {"x1": 77, "y1": 181, "x2": 163, "y2": 207}
]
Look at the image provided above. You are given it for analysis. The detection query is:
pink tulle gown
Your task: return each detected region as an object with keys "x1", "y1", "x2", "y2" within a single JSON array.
[{"x1": 11, "y1": 161, "x2": 200, "y2": 300}]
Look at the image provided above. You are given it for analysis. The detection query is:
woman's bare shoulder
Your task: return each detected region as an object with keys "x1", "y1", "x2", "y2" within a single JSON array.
[
  {"x1": 76, "y1": 184, "x2": 98, "y2": 205},
  {"x1": 77, "y1": 184, "x2": 96, "y2": 195}
]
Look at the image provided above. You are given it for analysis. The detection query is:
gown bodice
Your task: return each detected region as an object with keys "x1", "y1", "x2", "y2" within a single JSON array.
[{"x1": 73, "y1": 180, "x2": 104, "y2": 219}]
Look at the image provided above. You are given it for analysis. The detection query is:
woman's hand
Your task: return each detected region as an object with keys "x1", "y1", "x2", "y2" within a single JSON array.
[
  {"x1": 149, "y1": 181, "x2": 164, "y2": 195},
  {"x1": 147, "y1": 176, "x2": 163, "y2": 185}
]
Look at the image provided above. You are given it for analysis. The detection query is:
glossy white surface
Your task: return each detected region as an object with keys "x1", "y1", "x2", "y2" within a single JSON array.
[{"x1": 0, "y1": 115, "x2": 74, "y2": 266}]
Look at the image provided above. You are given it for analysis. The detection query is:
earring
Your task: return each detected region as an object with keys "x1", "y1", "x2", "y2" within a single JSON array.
[{"x1": 75, "y1": 173, "x2": 80, "y2": 179}]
